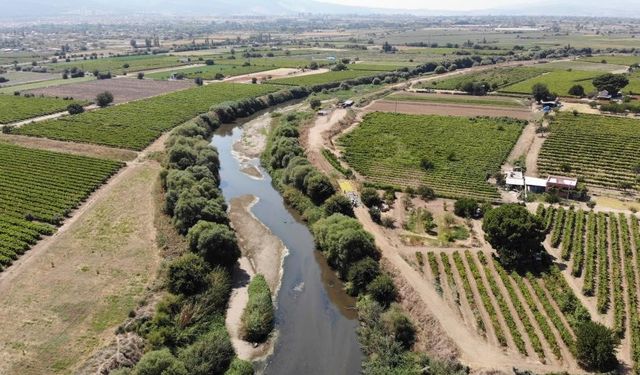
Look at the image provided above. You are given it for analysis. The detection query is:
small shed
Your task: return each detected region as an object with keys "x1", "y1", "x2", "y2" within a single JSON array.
[
  {"x1": 342, "y1": 100, "x2": 354, "y2": 108},
  {"x1": 597, "y1": 90, "x2": 612, "y2": 100},
  {"x1": 546, "y1": 175, "x2": 578, "y2": 190}
]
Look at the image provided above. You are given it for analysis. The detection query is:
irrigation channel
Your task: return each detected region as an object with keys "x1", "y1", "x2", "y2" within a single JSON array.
[{"x1": 211, "y1": 111, "x2": 363, "y2": 374}]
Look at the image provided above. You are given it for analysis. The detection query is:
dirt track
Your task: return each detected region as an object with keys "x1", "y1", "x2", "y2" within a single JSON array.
[{"x1": 367, "y1": 100, "x2": 533, "y2": 120}]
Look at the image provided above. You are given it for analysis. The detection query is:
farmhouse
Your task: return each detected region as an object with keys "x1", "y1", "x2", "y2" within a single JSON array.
[{"x1": 504, "y1": 170, "x2": 577, "y2": 195}]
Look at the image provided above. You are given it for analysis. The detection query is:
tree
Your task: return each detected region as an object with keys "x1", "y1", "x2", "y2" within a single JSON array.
[
  {"x1": 179, "y1": 329, "x2": 234, "y2": 375},
  {"x1": 309, "y1": 61, "x2": 319, "y2": 70},
  {"x1": 67, "y1": 103, "x2": 84, "y2": 115},
  {"x1": 305, "y1": 173, "x2": 335, "y2": 204},
  {"x1": 420, "y1": 158, "x2": 434, "y2": 171},
  {"x1": 575, "y1": 321, "x2": 619, "y2": 372},
  {"x1": 360, "y1": 187, "x2": 381, "y2": 207},
  {"x1": 240, "y1": 274, "x2": 274, "y2": 343},
  {"x1": 166, "y1": 253, "x2": 211, "y2": 296},
  {"x1": 531, "y1": 83, "x2": 552, "y2": 102},
  {"x1": 205, "y1": 59, "x2": 215, "y2": 66},
  {"x1": 367, "y1": 274, "x2": 397, "y2": 308},
  {"x1": 346, "y1": 257, "x2": 380, "y2": 296},
  {"x1": 434, "y1": 65, "x2": 446, "y2": 74},
  {"x1": 194, "y1": 77, "x2": 204, "y2": 86},
  {"x1": 382, "y1": 304, "x2": 416, "y2": 349},
  {"x1": 187, "y1": 221, "x2": 240, "y2": 268},
  {"x1": 309, "y1": 98, "x2": 321, "y2": 110},
  {"x1": 137, "y1": 72, "x2": 145, "y2": 80},
  {"x1": 323, "y1": 194, "x2": 354, "y2": 217},
  {"x1": 381, "y1": 41, "x2": 394, "y2": 53},
  {"x1": 454, "y1": 198, "x2": 478, "y2": 218},
  {"x1": 133, "y1": 349, "x2": 187, "y2": 375},
  {"x1": 592, "y1": 73, "x2": 629, "y2": 94},
  {"x1": 96, "y1": 91, "x2": 114, "y2": 107},
  {"x1": 416, "y1": 185, "x2": 436, "y2": 201},
  {"x1": 482, "y1": 204, "x2": 545, "y2": 269},
  {"x1": 568, "y1": 84, "x2": 585, "y2": 97}
]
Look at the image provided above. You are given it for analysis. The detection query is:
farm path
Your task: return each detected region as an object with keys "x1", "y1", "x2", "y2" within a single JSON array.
[
  {"x1": 219, "y1": 67, "x2": 330, "y2": 84},
  {"x1": 4, "y1": 103, "x2": 98, "y2": 128},
  {"x1": 353, "y1": 205, "x2": 574, "y2": 373},
  {"x1": 301, "y1": 107, "x2": 348, "y2": 176}
]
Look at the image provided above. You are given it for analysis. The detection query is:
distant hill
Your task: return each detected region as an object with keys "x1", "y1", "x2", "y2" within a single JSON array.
[{"x1": 2, "y1": 0, "x2": 640, "y2": 19}]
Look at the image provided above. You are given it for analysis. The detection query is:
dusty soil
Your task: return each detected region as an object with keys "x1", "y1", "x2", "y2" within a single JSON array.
[
  {"x1": 26, "y1": 77, "x2": 194, "y2": 103},
  {"x1": 366, "y1": 100, "x2": 533, "y2": 120},
  {"x1": 0, "y1": 162, "x2": 161, "y2": 375},
  {"x1": 226, "y1": 195, "x2": 286, "y2": 360},
  {"x1": 559, "y1": 102, "x2": 600, "y2": 115},
  {"x1": 301, "y1": 107, "x2": 350, "y2": 176},
  {"x1": 233, "y1": 112, "x2": 273, "y2": 159},
  {"x1": 220, "y1": 67, "x2": 329, "y2": 84},
  {"x1": 0, "y1": 133, "x2": 137, "y2": 161}
]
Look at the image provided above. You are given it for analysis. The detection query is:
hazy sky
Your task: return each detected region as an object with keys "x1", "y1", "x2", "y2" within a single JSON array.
[{"x1": 319, "y1": 0, "x2": 534, "y2": 10}]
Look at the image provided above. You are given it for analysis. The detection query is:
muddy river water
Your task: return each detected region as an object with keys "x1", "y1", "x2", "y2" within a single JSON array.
[{"x1": 211, "y1": 116, "x2": 362, "y2": 374}]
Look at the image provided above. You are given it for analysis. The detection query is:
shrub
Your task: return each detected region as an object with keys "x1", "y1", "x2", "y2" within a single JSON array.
[
  {"x1": 137, "y1": 72, "x2": 145, "y2": 79},
  {"x1": 416, "y1": 185, "x2": 435, "y2": 201},
  {"x1": 346, "y1": 257, "x2": 380, "y2": 296},
  {"x1": 179, "y1": 329, "x2": 234, "y2": 375},
  {"x1": 434, "y1": 65, "x2": 446, "y2": 74},
  {"x1": 66, "y1": 103, "x2": 84, "y2": 115},
  {"x1": 96, "y1": 91, "x2": 114, "y2": 107},
  {"x1": 575, "y1": 321, "x2": 619, "y2": 372},
  {"x1": 453, "y1": 198, "x2": 478, "y2": 218},
  {"x1": 195, "y1": 77, "x2": 204, "y2": 86},
  {"x1": 323, "y1": 194, "x2": 354, "y2": 217},
  {"x1": 568, "y1": 84, "x2": 585, "y2": 97},
  {"x1": 187, "y1": 220, "x2": 240, "y2": 268},
  {"x1": 361, "y1": 187, "x2": 381, "y2": 207},
  {"x1": 166, "y1": 253, "x2": 211, "y2": 296},
  {"x1": 241, "y1": 275, "x2": 274, "y2": 343},
  {"x1": 133, "y1": 349, "x2": 187, "y2": 375},
  {"x1": 224, "y1": 359, "x2": 253, "y2": 375},
  {"x1": 309, "y1": 98, "x2": 321, "y2": 109},
  {"x1": 382, "y1": 304, "x2": 416, "y2": 349},
  {"x1": 367, "y1": 274, "x2": 397, "y2": 307}
]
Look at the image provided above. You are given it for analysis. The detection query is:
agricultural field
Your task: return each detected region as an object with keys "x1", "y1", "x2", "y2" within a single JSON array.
[
  {"x1": 15, "y1": 83, "x2": 281, "y2": 150},
  {"x1": 539, "y1": 206, "x2": 640, "y2": 366},
  {"x1": 537, "y1": 112, "x2": 640, "y2": 190},
  {"x1": 269, "y1": 69, "x2": 381, "y2": 87},
  {"x1": 421, "y1": 66, "x2": 545, "y2": 91},
  {"x1": 0, "y1": 71, "x2": 60, "y2": 86},
  {"x1": 146, "y1": 64, "x2": 272, "y2": 80},
  {"x1": 25, "y1": 77, "x2": 195, "y2": 104},
  {"x1": 0, "y1": 94, "x2": 87, "y2": 124},
  {"x1": 581, "y1": 55, "x2": 640, "y2": 66},
  {"x1": 0, "y1": 143, "x2": 123, "y2": 270},
  {"x1": 0, "y1": 76, "x2": 95, "y2": 95},
  {"x1": 44, "y1": 54, "x2": 195, "y2": 75},
  {"x1": 424, "y1": 249, "x2": 589, "y2": 364},
  {"x1": 339, "y1": 112, "x2": 524, "y2": 200},
  {"x1": 500, "y1": 70, "x2": 600, "y2": 96},
  {"x1": 349, "y1": 62, "x2": 416, "y2": 71},
  {"x1": 386, "y1": 93, "x2": 529, "y2": 108}
]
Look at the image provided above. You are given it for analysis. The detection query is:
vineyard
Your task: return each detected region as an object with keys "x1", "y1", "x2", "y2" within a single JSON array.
[
  {"x1": 269, "y1": 69, "x2": 381, "y2": 86},
  {"x1": 147, "y1": 64, "x2": 272, "y2": 80},
  {"x1": 539, "y1": 205, "x2": 640, "y2": 367},
  {"x1": 537, "y1": 112, "x2": 640, "y2": 190},
  {"x1": 386, "y1": 93, "x2": 528, "y2": 108},
  {"x1": 339, "y1": 112, "x2": 524, "y2": 200},
  {"x1": 45, "y1": 54, "x2": 195, "y2": 75},
  {"x1": 15, "y1": 83, "x2": 281, "y2": 150},
  {"x1": 422, "y1": 249, "x2": 588, "y2": 364},
  {"x1": 500, "y1": 70, "x2": 600, "y2": 96},
  {"x1": 0, "y1": 94, "x2": 86, "y2": 124},
  {"x1": 0, "y1": 143, "x2": 123, "y2": 271},
  {"x1": 422, "y1": 66, "x2": 545, "y2": 91}
]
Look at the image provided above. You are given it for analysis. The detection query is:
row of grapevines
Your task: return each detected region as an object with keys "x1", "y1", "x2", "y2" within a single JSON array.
[
  {"x1": 596, "y1": 212, "x2": 610, "y2": 313},
  {"x1": 582, "y1": 211, "x2": 597, "y2": 296},
  {"x1": 543, "y1": 206, "x2": 556, "y2": 233},
  {"x1": 492, "y1": 259, "x2": 546, "y2": 361},
  {"x1": 550, "y1": 207, "x2": 566, "y2": 247},
  {"x1": 427, "y1": 252, "x2": 442, "y2": 292},
  {"x1": 477, "y1": 252, "x2": 526, "y2": 355},
  {"x1": 609, "y1": 214, "x2": 626, "y2": 338},
  {"x1": 440, "y1": 253, "x2": 460, "y2": 306},
  {"x1": 560, "y1": 209, "x2": 575, "y2": 260},
  {"x1": 511, "y1": 271, "x2": 562, "y2": 359},
  {"x1": 570, "y1": 210, "x2": 586, "y2": 276},
  {"x1": 452, "y1": 252, "x2": 486, "y2": 336},
  {"x1": 630, "y1": 216, "x2": 640, "y2": 368},
  {"x1": 464, "y1": 251, "x2": 507, "y2": 347}
]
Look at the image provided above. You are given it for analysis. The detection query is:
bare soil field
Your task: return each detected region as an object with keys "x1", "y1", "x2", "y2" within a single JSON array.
[
  {"x1": 26, "y1": 77, "x2": 194, "y2": 103},
  {"x1": 220, "y1": 67, "x2": 329, "y2": 84},
  {"x1": 0, "y1": 133, "x2": 137, "y2": 161},
  {"x1": 366, "y1": 99, "x2": 533, "y2": 120},
  {"x1": 0, "y1": 162, "x2": 161, "y2": 375}
]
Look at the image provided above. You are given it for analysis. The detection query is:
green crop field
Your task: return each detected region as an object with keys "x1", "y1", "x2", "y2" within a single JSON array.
[
  {"x1": 0, "y1": 94, "x2": 87, "y2": 124},
  {"x1": 538, "y1": 112, "x2": 640, "y2": 189},
  {"x1": 581, "y1": 55, "x2": 640, "y2": 66},
  {"x1": 0, "y1": 143, "x2": 123, "y2": 271},
  {"x1": 339, "y1": 112, "x2": 524, "y2": 200},
  {"x1": 500, "y1": 70, "x2": 601, "y2": 96},
  {"x1": 269, "y1": 69, "x2": 381, "y2": 87},
  {"x1": 386, "y1": 93, "x2": 529, "y2": 108},
  {"x1": 15, "y1": 83, "x2": 281, "y2": 150},
  {"x1": 422, "y1": 67, "x2": 545, "y2": 91},
  {"x1": 45, "y1": 54, "x2": 194, "y2": 75},
  {"x1": 0, "y1": 76, "x2": 95, "y2": 95},
  {"x1": 147, "y1": 64, "x2": 272, "y2": 80},
  {"x1": 349, "y1": 63, "x2": 416, "y2": 71}
]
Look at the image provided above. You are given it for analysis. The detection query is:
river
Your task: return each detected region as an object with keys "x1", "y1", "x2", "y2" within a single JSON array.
[{"x1": 211, "y1": 115, "x2": 363, "y2": 375}]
